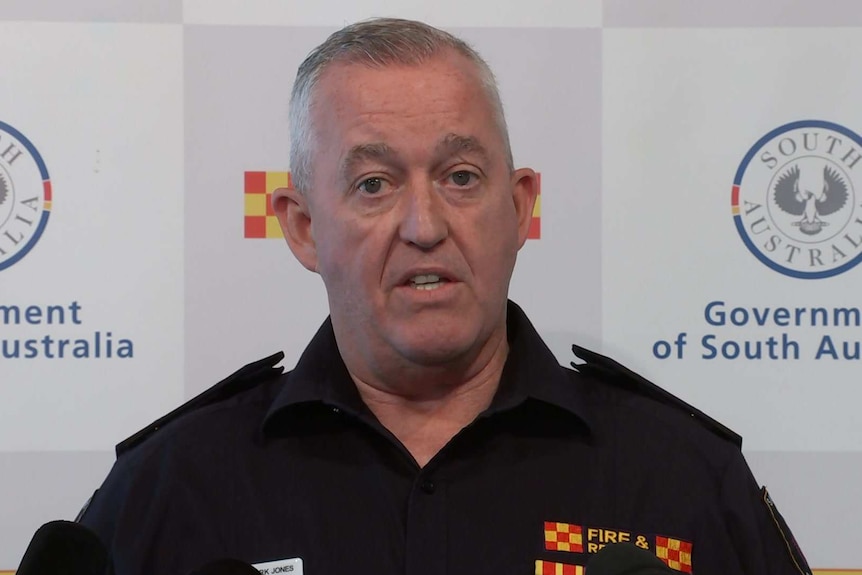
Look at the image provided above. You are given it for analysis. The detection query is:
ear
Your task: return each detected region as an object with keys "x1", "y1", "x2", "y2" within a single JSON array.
[
  {"x1": 272, "y1": 186, "x2": 319, "y2": 273},
  {"x1": 511, "y1": 168, "x2": 539, "y2": 248}
]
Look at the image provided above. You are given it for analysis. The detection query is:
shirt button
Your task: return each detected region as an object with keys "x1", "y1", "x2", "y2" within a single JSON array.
[{"x1": 421, "y1": 480, "x2": 435, "y2": 494}]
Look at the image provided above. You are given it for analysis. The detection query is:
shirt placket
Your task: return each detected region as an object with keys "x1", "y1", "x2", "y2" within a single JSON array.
[{"x1": 404, "y1": 469, "x2": 448, "y2": 575}]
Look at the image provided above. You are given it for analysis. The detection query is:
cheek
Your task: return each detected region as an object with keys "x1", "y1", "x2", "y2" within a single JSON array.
[
  {"x1": 476, "y1": 240, "x2": 518, "y2": 287},
  {"x1": 454, "y1": 213, "x2": 519, "y2": 297},
  {"x1": 314, "y1": 217, "x2": 386, "y2": 288},
  {"x1": 472, "y1": 200, "x2": 520, "y2": 263},
  {"x1": 311, "y1": 217, "x2": 349, "y2": 281}
]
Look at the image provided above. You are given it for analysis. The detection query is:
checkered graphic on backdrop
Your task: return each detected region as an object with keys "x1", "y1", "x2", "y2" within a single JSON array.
[
  {"x1": 244, "y1": 171, "x2": 289, "y2": 239},
  {"x1": 2, "y1": 1, "x2": 861, "y2": 570}
]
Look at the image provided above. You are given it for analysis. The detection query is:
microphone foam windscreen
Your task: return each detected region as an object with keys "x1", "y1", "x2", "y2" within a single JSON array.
[
  {"x1": 586, "y1": 542, "x2": 675, "y2": 575},
  {"x1": 17, "y1": 520, "x2": 107, "y2": 575}
]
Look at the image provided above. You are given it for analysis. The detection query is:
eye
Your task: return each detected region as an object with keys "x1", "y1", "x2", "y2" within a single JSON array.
[
  {"x1": 448, "y1": 170, "x2": 477, "y2": 187},
  {"x1": 357, "y1": 177, "x2": 386, "y2": 195}
]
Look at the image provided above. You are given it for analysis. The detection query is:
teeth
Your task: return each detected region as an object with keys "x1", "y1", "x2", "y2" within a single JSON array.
[
  {"x1": 410, "y1": 274, "x2": 446, "y2": 290},
  {"x1": 411, "y1": 274, "x2": 441, "y2": 285}
]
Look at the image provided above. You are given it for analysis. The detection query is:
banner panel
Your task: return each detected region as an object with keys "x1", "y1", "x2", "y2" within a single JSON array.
[
  {"x1": 0, "y1": 22, "x2": 184, "y2": 451},
  {"x1": 602, "y1": 27, "x2": 862, "y2": 452},
  {"x1": 183, "y1": 25, "x2": 603, "y2": 393}
]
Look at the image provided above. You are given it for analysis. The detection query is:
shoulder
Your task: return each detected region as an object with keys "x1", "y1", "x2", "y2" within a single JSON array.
[
  {"x1": 570, "y1": 343, "x2": 741, "y2": 446},
  {"x1": 562, "y1": 344, "x2": 745, "y2": 480},
  {"x1": 79, "y1": 352, "x2": 289, "y2": 540},
  {"x1": 116, "y1": 351, "x2": 287, "y2": 458},
  {"x1": 84, "y1": 351, "x2": 288, "y2": 509},
  {"x1": 564, "y1": 360, "x2": 813, "y2": 575}
]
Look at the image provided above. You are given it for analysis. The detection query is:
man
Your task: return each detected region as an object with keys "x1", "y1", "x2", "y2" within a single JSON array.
[{"x1": 79, "y1": 18, "x2": 809, "y2": 575}]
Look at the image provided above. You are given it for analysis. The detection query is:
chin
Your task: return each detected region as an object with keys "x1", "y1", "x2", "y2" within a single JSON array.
[
  {"x1": 404, "y1": 348, "x2": 469, "y2": 367},
  {"x1": 392, "y1": 330, "x2": 478, "y2": 367}
]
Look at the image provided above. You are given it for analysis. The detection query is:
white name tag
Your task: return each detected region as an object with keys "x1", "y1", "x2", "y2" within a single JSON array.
[{"x1": 252, "y1": 557, "x2": 303, "y2": 575}]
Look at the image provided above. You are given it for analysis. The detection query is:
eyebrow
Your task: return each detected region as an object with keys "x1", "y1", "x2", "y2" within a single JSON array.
[
  {"x1": 339, "y1": 143, "x2": 396, "y2": 180},
  {"x1": 435, "y1": 133, "x2": 489, "y2": 163},
  {"x1": 338, "y1": 133, "x2": 490, "y2": 181}
]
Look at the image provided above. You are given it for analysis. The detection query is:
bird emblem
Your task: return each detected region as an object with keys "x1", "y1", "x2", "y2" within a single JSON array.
[
  {"x1": 773, "y1": 164, "x2": 849, "y2": 235},
  {"x1": 0, "y1": 172, "x2": 9, "y2": 206}
]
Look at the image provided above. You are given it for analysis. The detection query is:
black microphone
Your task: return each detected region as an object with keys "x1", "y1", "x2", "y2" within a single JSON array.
[
  {"x1": 17, "y1": 520, "x2": 107, "y2": 575},
  {"x1": 187, "y1": 558, "x2": 261, "y2": 575},
  {"x1": 586, "y1": 542, "x2": 675, "y2": 575}
]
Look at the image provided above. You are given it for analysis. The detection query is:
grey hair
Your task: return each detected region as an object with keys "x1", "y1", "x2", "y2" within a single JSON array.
[{"x1": 288, "y1": 17, "x2": 513, "y2": 193}]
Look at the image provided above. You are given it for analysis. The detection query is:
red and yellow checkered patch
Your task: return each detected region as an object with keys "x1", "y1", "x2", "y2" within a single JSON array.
[
  {"x1": 544, "y1": 521, "x2": 584, "y2": 553},
  {"x1": 244, "y1": 171, "x2": 289, "y2": 239},
  {"x1": 527, "y1": 172, "x2": 541, "y2": 239},
  {"x1": 656, "y1": 536, "x2": 693, "y2": 573},
  {"x1": 534, "y1": 560, "x2": 584, "y2": 575}
]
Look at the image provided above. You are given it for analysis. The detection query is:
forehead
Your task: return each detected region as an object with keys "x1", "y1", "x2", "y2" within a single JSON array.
[
  {"x1": 310, "y1": 52, "x2": 499, "y2": 150},
  {"x1": 318, "y1": 49, "x2": 487, "y2": 104}
]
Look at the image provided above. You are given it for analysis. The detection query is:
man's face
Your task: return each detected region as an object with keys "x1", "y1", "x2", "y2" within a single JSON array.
[{"x1": 278, "y1": 51, "x2": 536, "y2": 374}]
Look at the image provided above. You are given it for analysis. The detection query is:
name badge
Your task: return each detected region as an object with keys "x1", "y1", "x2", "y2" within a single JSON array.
[{"x1": 252, "y1": 557, "x2": 303, "y2": 575}]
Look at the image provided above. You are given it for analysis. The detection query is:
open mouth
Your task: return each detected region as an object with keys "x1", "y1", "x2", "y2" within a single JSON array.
[{"x1": 408, "y1": 274, "x2": 450, "y2": 291}]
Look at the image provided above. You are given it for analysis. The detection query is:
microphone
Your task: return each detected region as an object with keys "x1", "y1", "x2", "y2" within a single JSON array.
[
  {"x1": 586, "y1": 543, "x2": 675, "y2": 575},
  {"x1": 187, "y1": 558, "x2": 261, "y2": 575},
  {"x1": 16, "y1": 520, "x2": 107, "y2": 575}
]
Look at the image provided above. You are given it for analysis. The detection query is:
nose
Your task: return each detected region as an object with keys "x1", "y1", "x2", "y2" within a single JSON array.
[{"x1": 398, "y1": 178, "x2": 448, "y2": 249}]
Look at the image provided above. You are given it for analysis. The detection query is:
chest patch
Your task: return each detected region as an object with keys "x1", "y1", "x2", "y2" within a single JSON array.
[{"x1": 542, "y1": 521, "x2": 693, "y2": 573}]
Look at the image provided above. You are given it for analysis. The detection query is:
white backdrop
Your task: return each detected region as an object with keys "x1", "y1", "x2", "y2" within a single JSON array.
[{"x1": 1, "y1": 1, "x2": 861, "y2": 572}]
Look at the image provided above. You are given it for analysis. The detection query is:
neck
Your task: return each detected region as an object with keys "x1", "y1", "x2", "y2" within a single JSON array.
[{"x1": 350, "y1": 333, "x2": 509, "y2": 468}]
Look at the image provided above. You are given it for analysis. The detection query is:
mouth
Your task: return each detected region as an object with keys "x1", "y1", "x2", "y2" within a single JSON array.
[{"x1": 406, "y1": 273, "x2": 451, "y2": 291}]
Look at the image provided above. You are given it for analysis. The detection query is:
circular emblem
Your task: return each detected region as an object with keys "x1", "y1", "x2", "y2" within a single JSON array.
[
  {"x1": 0, "y1": 121, "x2": 52, "y2": 272},
  {"x1": 732, "y1": 120, "x2": 862, "y2": 279}
]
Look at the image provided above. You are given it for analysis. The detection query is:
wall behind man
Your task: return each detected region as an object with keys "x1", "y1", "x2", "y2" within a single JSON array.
[{"x1": 1, "y1": 0, "x2": 860, "y2": 571}]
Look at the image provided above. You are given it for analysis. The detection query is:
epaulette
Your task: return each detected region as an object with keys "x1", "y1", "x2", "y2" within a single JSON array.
[
  {"x1": 571, "y1": 344, "x2": 742, "y2": 448},
  {"x1": 116, "y1": 351, "x2": 285, "y2": 457}
]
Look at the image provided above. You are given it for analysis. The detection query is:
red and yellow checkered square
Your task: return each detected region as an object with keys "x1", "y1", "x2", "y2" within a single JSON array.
[
  {"x1": 528, "y1": 172, "x2": 541, "y2": 239},
  {"x1": 244, "y1": 171, "x2": 290, "y2": 239},
  {"x1": 656, "y1": 536, "x2": 693, "y2": 573},
  {"x1": 534, "y1": 560, "x2": 584, "y2": 575},
  {"x1": 544, "y1": 521, "x2": 584, "y2": 553}
]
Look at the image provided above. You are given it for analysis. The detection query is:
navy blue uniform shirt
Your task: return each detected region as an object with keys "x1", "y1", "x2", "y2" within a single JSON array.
[{"x1": 80, "y1": 302, "x2": 809, "y2": 575}]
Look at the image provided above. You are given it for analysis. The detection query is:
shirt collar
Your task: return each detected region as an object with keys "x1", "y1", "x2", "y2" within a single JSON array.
[
  {"x1": 489, "y1": 301, "x2": 591, "y2": 430},
  {"x1": 262, "y1": 300, "x2": 592, "y2": 434}
]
